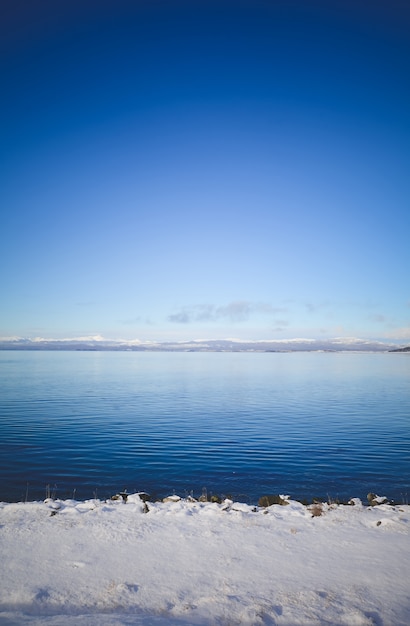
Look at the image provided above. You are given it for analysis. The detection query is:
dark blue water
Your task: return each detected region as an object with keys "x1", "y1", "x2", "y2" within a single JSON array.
[{"x1": 0, "y1": 350, "x2": 409, "y2": 504}]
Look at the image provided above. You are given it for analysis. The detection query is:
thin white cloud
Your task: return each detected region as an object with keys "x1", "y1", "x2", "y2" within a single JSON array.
[
  {"x1": 119, "y1": 317, "x2": 155, "y2": 326},
  {"x1": 367, "y1": 314, "x2": 389, "y2": 323},
  {"x1": 215, "y1": 301, "x2": 253, "y2": 322},
  {"x1": 382, "y1": 327, "x2": 410, "y2": 340},
  {"x1": 304, "y1": 300, "x2": 332, "y2": 313},
  {"x1": 168, "y1": 310, "x2": 192, "y2": 324},
  {"x1": 168, "y1": 301, "x2": 287, "y2": 324}
]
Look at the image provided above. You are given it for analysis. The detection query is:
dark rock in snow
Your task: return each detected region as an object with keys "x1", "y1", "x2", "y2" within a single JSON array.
[{"x1": 258, "y1": 495, "x2": 290, "y2": 507}]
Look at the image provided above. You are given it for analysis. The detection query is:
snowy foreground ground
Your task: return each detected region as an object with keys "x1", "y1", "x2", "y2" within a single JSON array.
[{"x1": 1, "y1": 494, "x2": 409, "y2": 626}]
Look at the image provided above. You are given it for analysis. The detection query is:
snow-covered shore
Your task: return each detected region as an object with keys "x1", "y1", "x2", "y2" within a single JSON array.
[{"x1": 1, "y1": 494, "x2": 409, "y2": 625}]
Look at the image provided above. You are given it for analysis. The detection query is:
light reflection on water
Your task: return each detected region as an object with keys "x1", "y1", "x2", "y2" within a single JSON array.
[{"x1": 0, "y1": 351, "x2": 409, "y2": 503}]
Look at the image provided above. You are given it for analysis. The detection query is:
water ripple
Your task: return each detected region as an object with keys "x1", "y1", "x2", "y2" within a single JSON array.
[{"x1": 1, "y1": 351, "x2": 409, "y2": 503}]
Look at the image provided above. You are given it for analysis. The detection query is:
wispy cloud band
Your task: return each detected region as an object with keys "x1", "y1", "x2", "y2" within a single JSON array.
[{"x1": 168, "y1": 301, "x2": 286, "y2": 324}]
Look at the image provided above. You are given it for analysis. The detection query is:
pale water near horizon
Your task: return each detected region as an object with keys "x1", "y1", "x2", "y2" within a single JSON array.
[{"x1": 1, "y1": 350, "x2": 409, "y2": 504}]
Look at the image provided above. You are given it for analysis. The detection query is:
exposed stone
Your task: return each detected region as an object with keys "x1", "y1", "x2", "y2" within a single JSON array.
[
  {"x1": 199, "y1": 488, "x2": 208, "y2": 502},
  {"x1": 308, "y1": 503, "x2": 324, "y2": 517},
  {"x1": 367, "y1": 493, "x2": 388, "y2": 506},
  {"x1": 163, "y1": 495, "x2": 181, "y2": 503},
  {"x1": 137, "y1": 492, "x2": 151, "y2": 503},
  {"x1": 348, "y1": 498, "x2": 362, "y2": 506},
  {"x1": 258, "y1": 494, "x2": 290, "y2": 507}
]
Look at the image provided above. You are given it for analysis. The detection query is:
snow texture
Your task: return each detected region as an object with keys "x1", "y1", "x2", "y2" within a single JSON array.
[{"x1": 0, "y1": 494, "x2": 409, "y2": 625}]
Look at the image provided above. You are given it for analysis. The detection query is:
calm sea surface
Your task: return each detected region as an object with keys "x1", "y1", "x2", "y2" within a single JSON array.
[{"x1": 0, "y1": 350, "x2": 409, "y2": 504}]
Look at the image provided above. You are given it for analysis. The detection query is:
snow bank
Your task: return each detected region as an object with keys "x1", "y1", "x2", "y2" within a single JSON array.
[{"x1": 0, "y1": 494, "x2": 409, "y2": 625}]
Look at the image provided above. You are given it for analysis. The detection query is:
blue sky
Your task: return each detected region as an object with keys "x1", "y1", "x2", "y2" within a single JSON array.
[{"x1": 1, "y1": 0, "x2": 409, "y2": 342}]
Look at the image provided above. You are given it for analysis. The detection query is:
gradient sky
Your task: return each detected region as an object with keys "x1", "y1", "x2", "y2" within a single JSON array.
[{"x1": 1, "y1": 0, "x2": 409, "y2": 342}]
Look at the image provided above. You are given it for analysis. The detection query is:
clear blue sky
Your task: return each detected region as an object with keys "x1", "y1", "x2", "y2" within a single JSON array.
[{"x1": 1, "y1": 0, "x2": 409, "y2": 342}]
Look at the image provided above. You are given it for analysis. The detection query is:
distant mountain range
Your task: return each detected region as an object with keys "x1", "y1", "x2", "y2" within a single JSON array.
[
  {"x1": 389, "y1": 346, "x2": 410, "y2": 352},
  {"x1": 0, "y1": 336, "x2": 408, "y2": 352}
]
